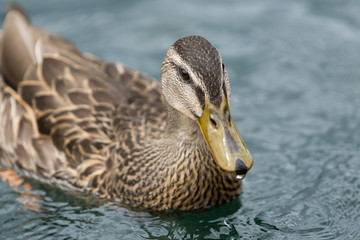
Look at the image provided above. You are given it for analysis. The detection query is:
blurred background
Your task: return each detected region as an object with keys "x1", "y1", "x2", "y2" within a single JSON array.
[{"x1": 1, "y1": 0, "x2": 360, "y2": 239}]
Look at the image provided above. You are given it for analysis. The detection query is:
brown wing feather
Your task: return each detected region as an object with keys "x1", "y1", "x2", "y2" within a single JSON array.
[
  {"x1": 0, "y1": 76, "x2": 67, "y2": 180},
  {"x1": 0, "y1": 4, "x2": 166, "y2": 191}
]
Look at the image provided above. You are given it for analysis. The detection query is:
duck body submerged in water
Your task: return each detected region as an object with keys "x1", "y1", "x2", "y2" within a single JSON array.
[{"x1": 0, "y1": 4, "x2": 253, "y2": 210}]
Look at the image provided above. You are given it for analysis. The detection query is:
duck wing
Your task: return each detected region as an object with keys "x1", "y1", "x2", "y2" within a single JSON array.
[{"x1": 0, "y1": 4, "x2": 165, "y2": 191}]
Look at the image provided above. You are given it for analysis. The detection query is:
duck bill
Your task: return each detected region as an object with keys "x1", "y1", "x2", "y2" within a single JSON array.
[{"x1": 197, "y1": 95, "x2": 253, "y2": 177}]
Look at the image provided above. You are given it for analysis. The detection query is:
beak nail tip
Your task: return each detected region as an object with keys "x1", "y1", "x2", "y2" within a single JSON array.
[{"x1": 235, "y1": 159, "x2": 248, "y2": 175}]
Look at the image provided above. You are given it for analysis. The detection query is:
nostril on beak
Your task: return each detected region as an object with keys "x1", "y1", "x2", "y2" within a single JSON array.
[
  {"x1": 209, "y1": 115, "x2": 218, "y2": 128},
  {"x1": 235, "y1": 159, "x2": 248, "y2": 176}
]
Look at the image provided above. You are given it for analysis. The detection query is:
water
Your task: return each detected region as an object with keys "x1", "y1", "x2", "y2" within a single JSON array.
[
  {"x1": 1, "y1": 0, "x2": 360, "y2": 239},
  {"x1": 236, "y1": 175, "x2": 245, "y2": 181}
]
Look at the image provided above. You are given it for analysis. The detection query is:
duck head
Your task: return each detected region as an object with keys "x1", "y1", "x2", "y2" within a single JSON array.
[{"x1": 161, "y1": 36, "x2": 253, "y2": 178}]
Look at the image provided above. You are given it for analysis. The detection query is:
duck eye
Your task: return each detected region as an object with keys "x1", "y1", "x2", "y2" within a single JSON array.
[
  {"x1": 222, "y1": 63, "x2": 225, "y2": 71},
  {"x1": 179, "y1": 68, "x2": 191, "y2": 82}
]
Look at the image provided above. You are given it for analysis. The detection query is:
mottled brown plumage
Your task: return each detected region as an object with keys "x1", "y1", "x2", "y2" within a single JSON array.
[{"x1": 0, "y1": 4, "x2": 252, "y2": 210}]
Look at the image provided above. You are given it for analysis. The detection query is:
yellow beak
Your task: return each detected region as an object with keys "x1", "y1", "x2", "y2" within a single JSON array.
[{"x1": 197, "y1": 95, "x2": 253, "y2": 178}]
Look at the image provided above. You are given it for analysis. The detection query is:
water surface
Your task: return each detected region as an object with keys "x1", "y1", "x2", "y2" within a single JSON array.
[{"x1": 1, "y1": 0, "x2": 360, "y2": 239}]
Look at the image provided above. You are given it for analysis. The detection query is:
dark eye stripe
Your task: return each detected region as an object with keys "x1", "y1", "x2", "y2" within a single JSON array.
[
  {"x1": 195, "y1": 86, "x2": 205, "y2": 111},
  {"x1": 222, "y1": 63, "x2": 225, "y2": 71},
  {"x1": 179, "y1": 68, "x2": 191, "y2": 83},
  {"x1": 223, "y1": 83, "x2": 227, "y2": 98}
]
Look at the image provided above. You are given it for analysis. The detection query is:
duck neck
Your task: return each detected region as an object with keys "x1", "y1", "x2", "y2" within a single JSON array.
[
  {"x1": 139, "y1": 103, "x2": 241, "y2": 209},
  {"x1": 103, "y1": 102, "x2": 241, "y2": 210}
]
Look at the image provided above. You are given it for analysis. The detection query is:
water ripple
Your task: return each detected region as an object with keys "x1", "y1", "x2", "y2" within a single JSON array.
[{"x1": 1, "y1": 0, "x2": 360, "y2": 239}]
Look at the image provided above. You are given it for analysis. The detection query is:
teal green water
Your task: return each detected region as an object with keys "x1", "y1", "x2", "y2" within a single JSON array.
[{"x1": 1, "y1": 0, "x2": 360, "y2": 239}]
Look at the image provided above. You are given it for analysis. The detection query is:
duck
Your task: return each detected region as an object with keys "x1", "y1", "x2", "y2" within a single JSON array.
[{"x1": 0, "y1": 4, "x2": 253, "y2": 210}]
